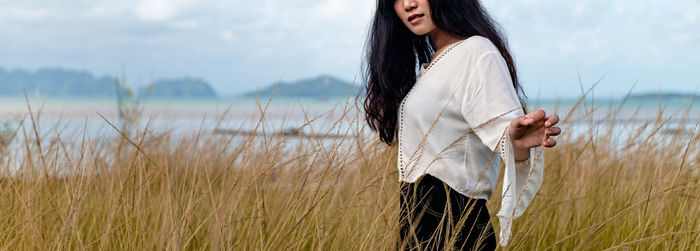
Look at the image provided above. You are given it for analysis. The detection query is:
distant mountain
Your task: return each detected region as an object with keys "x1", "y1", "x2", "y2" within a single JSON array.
[
  {"x1": 0, "y1": 67, "x2": 119, "y2": 97},
  {"x1": 240, "y1": 75, "x2": 363, "y2": 99},
  {"x1": 0, "y1": 67, "x2": 217, "y2": 98},
  {"x1": 139, "y1": 78, "x2": 216, "y2": 98},
  {"x1": 628, "y1": 92, "x2": 700, "y2": 101}
]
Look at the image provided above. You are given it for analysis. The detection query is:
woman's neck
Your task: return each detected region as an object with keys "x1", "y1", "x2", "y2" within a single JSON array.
[{"x1": 428, "y1": 28, "x2": 460, "y2": 62}]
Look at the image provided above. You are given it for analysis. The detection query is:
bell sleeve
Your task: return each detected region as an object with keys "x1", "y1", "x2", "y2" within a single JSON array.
[{"x1": 459, "y1": 50, "x2": 544, "y2": 247}]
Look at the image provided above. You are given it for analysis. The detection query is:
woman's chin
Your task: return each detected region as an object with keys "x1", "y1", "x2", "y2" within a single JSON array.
[
  {"x1": 410, "y1": 29, "x2": 431, "y2": 36},
  {"x1": 407, "y1": 25, "x2": 436, "y2": 36}
]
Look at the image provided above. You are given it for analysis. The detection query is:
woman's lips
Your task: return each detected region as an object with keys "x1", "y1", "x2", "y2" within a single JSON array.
[{"x1": 408, "y1": 14, "x2": 424, "y2": 25}]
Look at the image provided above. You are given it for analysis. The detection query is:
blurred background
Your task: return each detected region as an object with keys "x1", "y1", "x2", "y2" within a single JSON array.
[
  {"x1": 2, "y1": 2, "x2": 698, "y2": 249},
  {"x1": 1, "y1": 0, "x2": 699, "y2": 135}
]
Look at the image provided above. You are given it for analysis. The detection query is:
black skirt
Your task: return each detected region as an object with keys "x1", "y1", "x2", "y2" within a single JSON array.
[{"x1": 398, "y1": 174, "x2": 497, "y2": 251}]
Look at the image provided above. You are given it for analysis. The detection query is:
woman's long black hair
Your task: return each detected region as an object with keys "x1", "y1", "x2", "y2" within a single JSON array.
[{"x1": 362, "y1": 0, "x2": 526, "y2": 146}]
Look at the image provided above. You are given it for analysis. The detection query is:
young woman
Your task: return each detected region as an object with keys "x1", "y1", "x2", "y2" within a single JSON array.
[{"x1": 362, "y1": 0, "x2": 562, "y2": 250}]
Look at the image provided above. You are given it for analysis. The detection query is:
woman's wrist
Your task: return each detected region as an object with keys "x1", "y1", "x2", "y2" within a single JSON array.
[
  {"x1": 514, "y1": 147, "x2": 530, "y2": 161},
  {"x1": 511, "y1": 138, "x2": 530, "y2": 161}
]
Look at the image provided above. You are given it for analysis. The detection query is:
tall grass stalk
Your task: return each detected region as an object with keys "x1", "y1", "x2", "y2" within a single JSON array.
[{"x1": 0, "y1": 85, "x2": 698, "y2": 250}]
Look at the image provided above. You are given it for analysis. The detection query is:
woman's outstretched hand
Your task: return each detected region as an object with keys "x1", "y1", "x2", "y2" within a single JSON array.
[{"x1": 508, "y1": 109, "x2": 561, "y2": 160}]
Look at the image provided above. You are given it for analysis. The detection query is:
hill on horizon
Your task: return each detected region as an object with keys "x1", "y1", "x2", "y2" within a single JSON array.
[
  {"x1": 239, "y1": 75, "x2": 363, "y2": 99},
  {"x1": 627, "y1": 92, "x2": 700, "y2": 101},
  {"x1": 0, "y1": 67, "x2": 118, "y2": 97},
  {"x1": 0, "y1": 67, "x2": 217, "y2": 98},
  {"x1": 139, "y1": 78, "x2": 217, "y2": 98}
]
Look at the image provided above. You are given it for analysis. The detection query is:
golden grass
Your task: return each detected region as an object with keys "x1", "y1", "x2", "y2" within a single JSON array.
[{"x1": 0, "y1": 89, "x2": 698, "y2": 250}]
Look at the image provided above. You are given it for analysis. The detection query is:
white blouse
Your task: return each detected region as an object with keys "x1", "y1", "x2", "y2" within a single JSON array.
[{"x1": 397, "y1": 35, "x2": 544, "y2": 246}]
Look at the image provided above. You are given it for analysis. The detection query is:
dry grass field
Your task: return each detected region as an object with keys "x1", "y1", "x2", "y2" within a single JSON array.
[{"x1": 0, "y1": 91, "x2": 698, "y2": 250}]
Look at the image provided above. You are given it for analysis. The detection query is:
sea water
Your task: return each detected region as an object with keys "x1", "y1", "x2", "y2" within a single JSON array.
[{"x1": 1, "y1": 96, "x2": 699, "y2": 155}]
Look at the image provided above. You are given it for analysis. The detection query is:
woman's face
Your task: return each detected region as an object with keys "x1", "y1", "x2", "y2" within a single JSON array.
[{"x1": 394, "y1": 0, "x2": 437, "y2": 35}]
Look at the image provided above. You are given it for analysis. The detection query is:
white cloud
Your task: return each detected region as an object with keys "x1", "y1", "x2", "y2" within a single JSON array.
[
  {"x1": 134, "y1": 0, "x2": 193, "y2": 22},
  {"x1": 220, "y1": 30, "x2": 236, "y2": 42},
  {"x1": 312, "y1": 0, "x2": 348, "y2": 20},
  {"x1": 0, "y1": 7, "x2": 54, "y2": 22},
  {"x1": 169, "y1": 19, "x2": 198, "y2": 29},
  {"x1": 0, "y1": 0, "x2": 698, "y2": 97},
  {"x1": 687, "y1": 7, "x2": 700, "y2": 21}
]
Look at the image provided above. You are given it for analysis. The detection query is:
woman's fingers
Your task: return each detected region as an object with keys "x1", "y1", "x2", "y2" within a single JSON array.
[
  {"x1": 543, "y1": 137, "x2": 556, "y2": 147},
  {"x1": 544, "y1": 114, "x2": 560, "y2": 127},
  {"x1": 512, "y1": 115, "x2": 533, "y2": 128},
  {"x1": 546, "y1": 126, "x2": 561, "y2": 136},
  {"x1": 516, "y1": 110, "x2": 560, "y2": 147},
  {"x1": 526, "y1": 109, "x2": 546, "y2": 122},
  {"x1": 515, "y1": 109, "x2": 546, "y2": 128}
]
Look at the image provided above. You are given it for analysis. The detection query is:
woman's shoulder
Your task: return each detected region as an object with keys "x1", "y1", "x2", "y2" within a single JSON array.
[{"x1": 455, "y1": 35, "x2": 501, "y2": 59}]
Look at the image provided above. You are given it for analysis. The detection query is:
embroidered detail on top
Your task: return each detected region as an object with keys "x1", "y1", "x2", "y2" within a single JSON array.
[
  {"x1": 398, "y1": 39, "x2": 467, "y2": 180},
  {"x1": 418, "y1": 40, "x2": 467, "y2": 80},
  {"x1": 515, "y1": 158, "x2": 531, "y2": 169}
]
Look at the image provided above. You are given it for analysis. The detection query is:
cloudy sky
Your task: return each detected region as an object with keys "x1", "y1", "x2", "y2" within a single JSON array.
[{"x1": 1, "y1": 0, "x2": 698, "y2": 99}]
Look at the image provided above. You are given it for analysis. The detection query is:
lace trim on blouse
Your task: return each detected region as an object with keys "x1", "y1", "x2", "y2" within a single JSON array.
[
  {"x1": 494, "y1": 127, "x2": 543, "y2": 246},
  {"x1": 398, "y1": 39, "x2": 467, "y2": 180}
]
